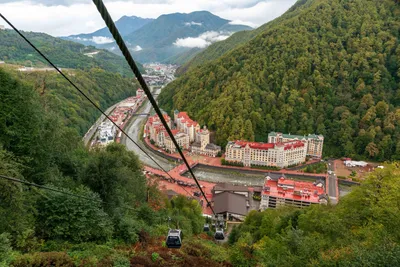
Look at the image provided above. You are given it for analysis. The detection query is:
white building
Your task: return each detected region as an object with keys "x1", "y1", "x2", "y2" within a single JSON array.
[
  {"x1": 268, "y1": 132, "x2": 324, "y2": 158},
  {"x1": 344, "y1": 160, "x2": 368, "y2": 167},
  {"x1": 98, "y1": 121, "x2": 116, "y2": 146},
  {"x1": 0, "y1": 25, "x2": 5, "y2": 30},
  {"x1": 225, "y1": 140, "x2": 307, "y2": 168}
]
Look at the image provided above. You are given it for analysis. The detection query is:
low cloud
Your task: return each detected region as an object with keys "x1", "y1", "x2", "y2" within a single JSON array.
[
  {"x1": 92, "y1": 36, "x2": 114, "y2": 44},
  {"x1": 71, "y1": 36, "x2": 114, "y2": 44},
  {"x1": 174, "y1": 31, "x2": 232, "y2": 48},
  {"x1": 229, "y1": 20, "x2": 256, "y2": 28},
  {"x1": 133, "y1": 45, "x2": 143, "y2": 51},
  {"x1": 184, "y1": 21, "x2": 202, "y2": 26}
]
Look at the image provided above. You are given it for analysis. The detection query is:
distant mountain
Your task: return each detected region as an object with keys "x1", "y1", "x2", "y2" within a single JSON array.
[
  {"x1": 0, "y1": 29, "x2": 143, "y2": 76},
  {"x1": 63, "y1": 16, "x2": 154, "y2": 46},
  {"x1": 117, "y1": 11, "x2": 253, "y2": 63},
  {"x1": 158, "y1": 0, "x2": 400, "y2": 161}
]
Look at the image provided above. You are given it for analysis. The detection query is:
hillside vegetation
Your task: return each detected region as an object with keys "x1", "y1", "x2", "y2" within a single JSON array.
[
  {"x1": 0, "y1": 67, "x2": 214, "y2": 266},
  {"x1": 177, "y1": 0, "x2": 315, "y2": 75},
  {"x1": 159, "y1": 0, "x2": 400, "y2": 161},
  {"x1": 3, "y1": 67, "x2": 139, "y2": 136},
  {"x1": 0, "y1": 30, "x2": 143, "y2": 76}
]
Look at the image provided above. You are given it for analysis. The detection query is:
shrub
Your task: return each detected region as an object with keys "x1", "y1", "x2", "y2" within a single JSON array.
[
  {"x1": 11, "y1": 252, "x2": 74, "y2": 267},
  {"x1": 112, "y1": 254, "x2": 130, "y2": 267},
  {"x1": 151, "y1": 252, "x2": 159, "y2": 262},
  {"x1": 0, "y1": 233, "x2": 15, "y2": 266},
  {"x1": 36, "y1": 186, "x2": 113, "y2": 243}
]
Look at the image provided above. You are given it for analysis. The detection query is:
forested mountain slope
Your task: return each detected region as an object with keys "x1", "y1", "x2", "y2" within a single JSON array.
[
  {"x1": 159, "y1": 0, "x2": 400, "y2": 161},
  {"x1": 5, "y1": 67, "x2": 140, "y2": 136},
  {"x1": 177, "y1": 0, "x2": 314, "y2": 75},
  {"x1": 0, "y1": 68, "x2": 218, "y2": 266},
  {"x1": 0, "y1": 30, "x2": 143, "y2": 76}
]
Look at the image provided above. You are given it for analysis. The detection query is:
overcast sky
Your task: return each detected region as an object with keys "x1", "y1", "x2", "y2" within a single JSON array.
[{"x1": 0, "y1": 0, "x2": 296, "y2": 36}]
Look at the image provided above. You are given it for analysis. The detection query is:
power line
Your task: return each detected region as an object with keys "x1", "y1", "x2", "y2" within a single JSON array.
[
  {"x1": 0, "y1": 13, "x2": 194, "y2": 199},
  {"x1": 0, "y1": 174, "x2": 104, "y2": 204},
  {"x1": 92, "y1": 0, "x2": 215, "y2": 216}
]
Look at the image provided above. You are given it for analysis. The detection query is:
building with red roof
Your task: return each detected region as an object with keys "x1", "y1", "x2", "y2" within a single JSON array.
[
  {"x1": 268, "y1": 132, "x2": 324, "y2": 158},
  {"x1": 225, "y1": 139, "x2": 307, "y2": 168},
  {"x1": 174, "y1": 110, "x2": 200, "y2": 142},
  {"x1": 260, "y1": 173, "x2": 327, "y2": 209}
]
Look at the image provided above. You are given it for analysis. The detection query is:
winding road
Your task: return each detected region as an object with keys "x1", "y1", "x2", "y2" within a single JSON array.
[{"x1": 120, "y1": 88, "x2": 176, "y2": 171}]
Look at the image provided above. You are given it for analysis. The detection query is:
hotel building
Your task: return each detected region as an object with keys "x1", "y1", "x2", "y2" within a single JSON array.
[
  {"x1": 268, "y1": 132, "x2": 324, "y2": 158},
  {"x1": 225, "y1": 140, "x2": 307, "y2": 168}
]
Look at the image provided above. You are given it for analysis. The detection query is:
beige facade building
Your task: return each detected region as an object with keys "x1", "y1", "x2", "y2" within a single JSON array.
[
  {"x1": 191, "y1": 126, "x2": 221, "y2": 157},
  {"x1": 174, "y1": 111, "x2": 200, "y2": 142},
  {"x1": 165, "y1": 132, "x2": 190, "y2": 153},
  {"x1": 268, "y1": 132, "x2": 324, "y2": 158},
  {"x1": 225, "y1": 140, "x2": 307, "y2": 168}
]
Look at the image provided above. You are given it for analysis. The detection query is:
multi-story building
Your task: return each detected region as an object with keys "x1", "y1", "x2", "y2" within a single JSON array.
[
  {"x1": 225, "y1": 140, "x2": 307, "y2": 168},
  {"x1": 174, "y1": 111, "x2": 200, "y2": 142},
  {"x1": 191, "y1": 126, "x2": 221, "y2": 157},
  {"x1": 268, "y1": 132, "x2": 324, "y2": 158},
  {"x1": 165, "y1": 132, "x2": 190, "y2": 153},
  {"x1": 0, "y1": 25, "x2": 5, "y2": 30},
  {"x1": 98, "y1": 121, "x2": 115, "y2": 146},
  {"x1": 136, "y1": 88, "x2": 144, "y2": 98},
  {"x1": 260, "y1": 173, "x2": 327, "y2": 210},
  {"x1": 145, "y1": 114, "x2": 189, "y2": 153}
]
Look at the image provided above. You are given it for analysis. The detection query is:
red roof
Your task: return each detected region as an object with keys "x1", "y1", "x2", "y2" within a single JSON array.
[
  {"x1": 283, "y1": 141, "x2": 305, "y2": 150},
  {"x1": 177, "y1": 112, "x2": 199, "y2": 128},
  {"x1": 171, "y1": 129, "x2": 179, "y2": 135},
  {"x1": 263, "y1": 177, "x2": 324, "y2": 203},
  {"x1": 234, "y1": 141, "x2": 275, "y2": 150}
]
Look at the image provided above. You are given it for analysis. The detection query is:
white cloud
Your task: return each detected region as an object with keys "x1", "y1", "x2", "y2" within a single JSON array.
[
  {"x1": 229, "y1": 20, "x2": 257, "y2": 28},
  {"x1": 184, "y1": 21, "x2": 202, "y2": 26},
  {"x1": 70, "y1": 36, "x2": 114, "y2": 44},
  {"x1": 174, "y1": 31, "x2": 232, "y2": 49},
  {"x1": 0, "y1": 0, "x2": 297, "y2": 36},
  {"x1": 132, "y1": 45, "x2": 143, "y2": 51},
  {"x1": 92, "y1": 36, "x2": 114, "y2": 44}
]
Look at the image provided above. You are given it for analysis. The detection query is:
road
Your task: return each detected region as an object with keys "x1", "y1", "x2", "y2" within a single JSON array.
[
  {"x1": 327, "y1": 160, "x2": 338, "y2": 204},
  {"x1": 121, "y1": 88, "x2": 175, "y2": 171}
]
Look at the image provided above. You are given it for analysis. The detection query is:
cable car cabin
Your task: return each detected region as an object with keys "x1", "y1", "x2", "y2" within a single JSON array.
[
  {"x1": 166, "y1": 229, "x2": 182, "y2": 249},
  {"x1": 214, "y1": 229, "x2": 225, "y2": 240},
  {"x1": 203, "y1": 224, "x2": 210, "y2": 232}
]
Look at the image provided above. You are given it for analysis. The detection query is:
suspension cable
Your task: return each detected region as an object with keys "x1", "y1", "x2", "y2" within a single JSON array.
[{"x1": 91, "y1": 0, "x2": 215, "y2": 216}]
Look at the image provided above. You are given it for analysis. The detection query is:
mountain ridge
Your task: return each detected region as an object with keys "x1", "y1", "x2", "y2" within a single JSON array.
[
  {"x1": 63, "y1": 15, "x2": 154, "y2": 46},
  {"x1": 65, "y1": 11, "x2": 252, "y2": 63}
]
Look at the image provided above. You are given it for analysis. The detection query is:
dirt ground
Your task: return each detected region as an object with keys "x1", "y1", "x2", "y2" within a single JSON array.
[{"x1": 334, "y1": 160, "x2": 379, "y2": 180}]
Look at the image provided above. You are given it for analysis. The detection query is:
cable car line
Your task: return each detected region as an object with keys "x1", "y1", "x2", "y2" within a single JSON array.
[
  {"x1": 0, "y1": 174, "x2": 136, "y2": 210},
  {"x1": 91, "y1": 0, "x2": 215, "y2": 216}
]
